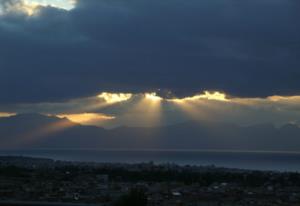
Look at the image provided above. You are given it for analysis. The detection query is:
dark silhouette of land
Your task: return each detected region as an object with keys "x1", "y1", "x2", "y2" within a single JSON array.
[
  {"x1": 0, "y1": 156, "x2": 299, "y2": 206},
  {"x1": 1, "y1": 114, "x2": 300, "y2": 151}
]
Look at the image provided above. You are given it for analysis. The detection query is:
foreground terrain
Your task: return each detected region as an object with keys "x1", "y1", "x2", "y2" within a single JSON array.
[{"x1": 0, "y1": 156, "x2": 300, "y2": 206}]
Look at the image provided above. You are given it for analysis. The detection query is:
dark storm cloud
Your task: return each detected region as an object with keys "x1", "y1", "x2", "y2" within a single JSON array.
[{"x1": 0, "y1": 0, "x2": 300, "y2": 103}]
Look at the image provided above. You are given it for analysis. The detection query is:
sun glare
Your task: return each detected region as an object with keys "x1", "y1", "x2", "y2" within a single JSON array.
[
  {"x1": 98, "y1": 92, "x2": 132, "y2": 104},
  {"x1": 168, "y1": 91, "x2": 228, "y2": 103},
  {"x1": 145, "y1": 93, "x2": 163, "y2": 101},
  {"x1": 22, "y1": 2, "x2": 38, "y2": 15},
  {"x1": 25, "y1": 0, "x2": 76, "y2": 11}
]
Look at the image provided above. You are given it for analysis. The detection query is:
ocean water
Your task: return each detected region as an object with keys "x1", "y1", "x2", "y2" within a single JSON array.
[{"x1": 1, "y1": 149, "x2": 300, "y2": 172}]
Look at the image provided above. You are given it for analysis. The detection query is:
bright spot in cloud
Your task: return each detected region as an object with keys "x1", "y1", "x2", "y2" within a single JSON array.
[
  {"x1": 169, "y1": 91, "x2": 228, "y2": 103},
  {"x1": 145, "y1": 92, "x2": 163, "y2": 101},
  {"x1": 0, "y1": 0, "x2": 76, "y2": 16},
  {"x1": 98, "y1": 92, "x2": 132, "y2": 104},
  {"x1": 25, "y1": 0, "x2": 75, "y2": 10},
  {"x1": 57, "y1": 113, "x2": 115, "y2": 125},
  {"x1": 19, "y1": 2, "x2": 38, "y2": 15}
]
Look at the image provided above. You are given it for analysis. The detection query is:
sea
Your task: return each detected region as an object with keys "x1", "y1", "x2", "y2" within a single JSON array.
[{"x1": 1, "y1": 149, "x2": 300, "y2": 172}]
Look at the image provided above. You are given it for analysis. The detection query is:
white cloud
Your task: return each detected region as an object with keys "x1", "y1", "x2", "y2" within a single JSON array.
[
  {"x1": 24, "y1": 0, "x2": 75, "y2": 10},
  {"x1": 0, "y1": 0, "x2": 75, "y2": 16}
]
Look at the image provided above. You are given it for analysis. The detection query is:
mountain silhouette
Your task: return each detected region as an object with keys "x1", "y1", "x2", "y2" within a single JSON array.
[{"x1": 0, "y1": 113, "x2": 300, "y2": 151}]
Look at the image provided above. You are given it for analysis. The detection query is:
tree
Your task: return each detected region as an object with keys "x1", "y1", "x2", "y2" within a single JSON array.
[{"x1": 114, "y1": 188, "x2": 147, "y2": 206}]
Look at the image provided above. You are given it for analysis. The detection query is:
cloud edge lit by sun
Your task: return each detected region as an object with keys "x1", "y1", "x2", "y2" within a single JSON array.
[{"x1": 0, "y1": 0, "x2": 76, "y2": 16}]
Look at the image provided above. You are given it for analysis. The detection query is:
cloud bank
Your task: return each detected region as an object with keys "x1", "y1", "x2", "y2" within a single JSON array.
[
  {"x1": 1, "y1": 92, "x2": 299, "y2": 128},
  {"x1": 0, "y1": 0, "x2": 300, "y2": 104}
]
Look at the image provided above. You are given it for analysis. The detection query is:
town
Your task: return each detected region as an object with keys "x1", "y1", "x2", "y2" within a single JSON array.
[{"x1": 0, "y1": 156, "x2": 300, "y2": 206}]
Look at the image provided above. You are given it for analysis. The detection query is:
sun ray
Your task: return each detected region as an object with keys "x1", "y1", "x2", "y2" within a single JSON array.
[
  {"x1": 123, "y1": 93, "x2": 163, "y2": 127},
  {"x1": 169, "y1": 99, "x2": 207, "y2": 121},
  {"x1": 12, "y1": 117, "x2": 76, "y2": 148},
  {"x1": 143, "y1": 93, "x2": 163, "y2": 126},
  {"x1": 166, "y1": 91, "x2": 229, "y2": 121}
]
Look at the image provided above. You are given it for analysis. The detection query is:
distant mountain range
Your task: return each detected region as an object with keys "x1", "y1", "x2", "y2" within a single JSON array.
[{"x1": 0, "y1": 113, "x2": 300, "y2": 151}]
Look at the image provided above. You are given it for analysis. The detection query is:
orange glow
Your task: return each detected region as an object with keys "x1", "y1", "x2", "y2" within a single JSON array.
[
  {"x1": 57, "y1": 113, "x2": 115, "y2": 124},
  {"x1": 0, "y1": 112, "x2": 16, "y2": 117},
  {"x1": 98, "y1": 92, "x2": 132, "y2": 104},
  {"x1": 232, "y1": 95, "x2": 300, "y2": 107},
  {"x1": 28, "y1": 119, "x2": 75, "y2": 138},
  {"x1": 268, "y1": 95, "x2": 300, "y2": 102},
  {"x1": 12, "y1": 118, "x2": 76, "y2": 148}
]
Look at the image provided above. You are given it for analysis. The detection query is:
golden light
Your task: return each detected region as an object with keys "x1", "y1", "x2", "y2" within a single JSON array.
[
  {"x1": 145, "y1": 92, "x2": 163, "y2": 101},
  {"x1": 199, "y1": 91, "x2": 228, "y2": 101},
  {"x1": 170, "y1": 99, "x2": 208, "y2": 121},
  {"x1": 22, "y1": 2, "x2": 39, "y2": 15},
  {"x1": 235, "y1": 94, "x2": 300, "y2": 107},
  {"x1": 0, "y1": 1, "x2": 39, "y2": 16},
  {"x1": 119, "y1": 92, "x2": 163, "y2": 127},
  {"x1": 168, "y1": 91, "x2": 228, "y2": 103},
  {"x1": 98, "y1": 92, "x2": 132, "y2": 104},
  {"x1": 57, "y1": 113, "x2": 115, "y2": 125},
  {"x1": 12, "y1": 117, "x2": 76, "y2": 148},
  {"x1": 267, "y1": 95, "x2": 300, "y2": 103},
  {"x1": 0, "y1": 112, "x2": 16, "y2": 118},
  {"x1": 166, "y1": 91, "x2": 229, "y2": 121},
  {"x1": 141, "y1": 93, "x2": 163, "y2": 126}
]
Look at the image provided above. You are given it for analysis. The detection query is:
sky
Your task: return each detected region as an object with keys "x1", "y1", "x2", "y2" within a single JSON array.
[{"x1": 0, "y1": 0, "x2": 300, "y2": 128}]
